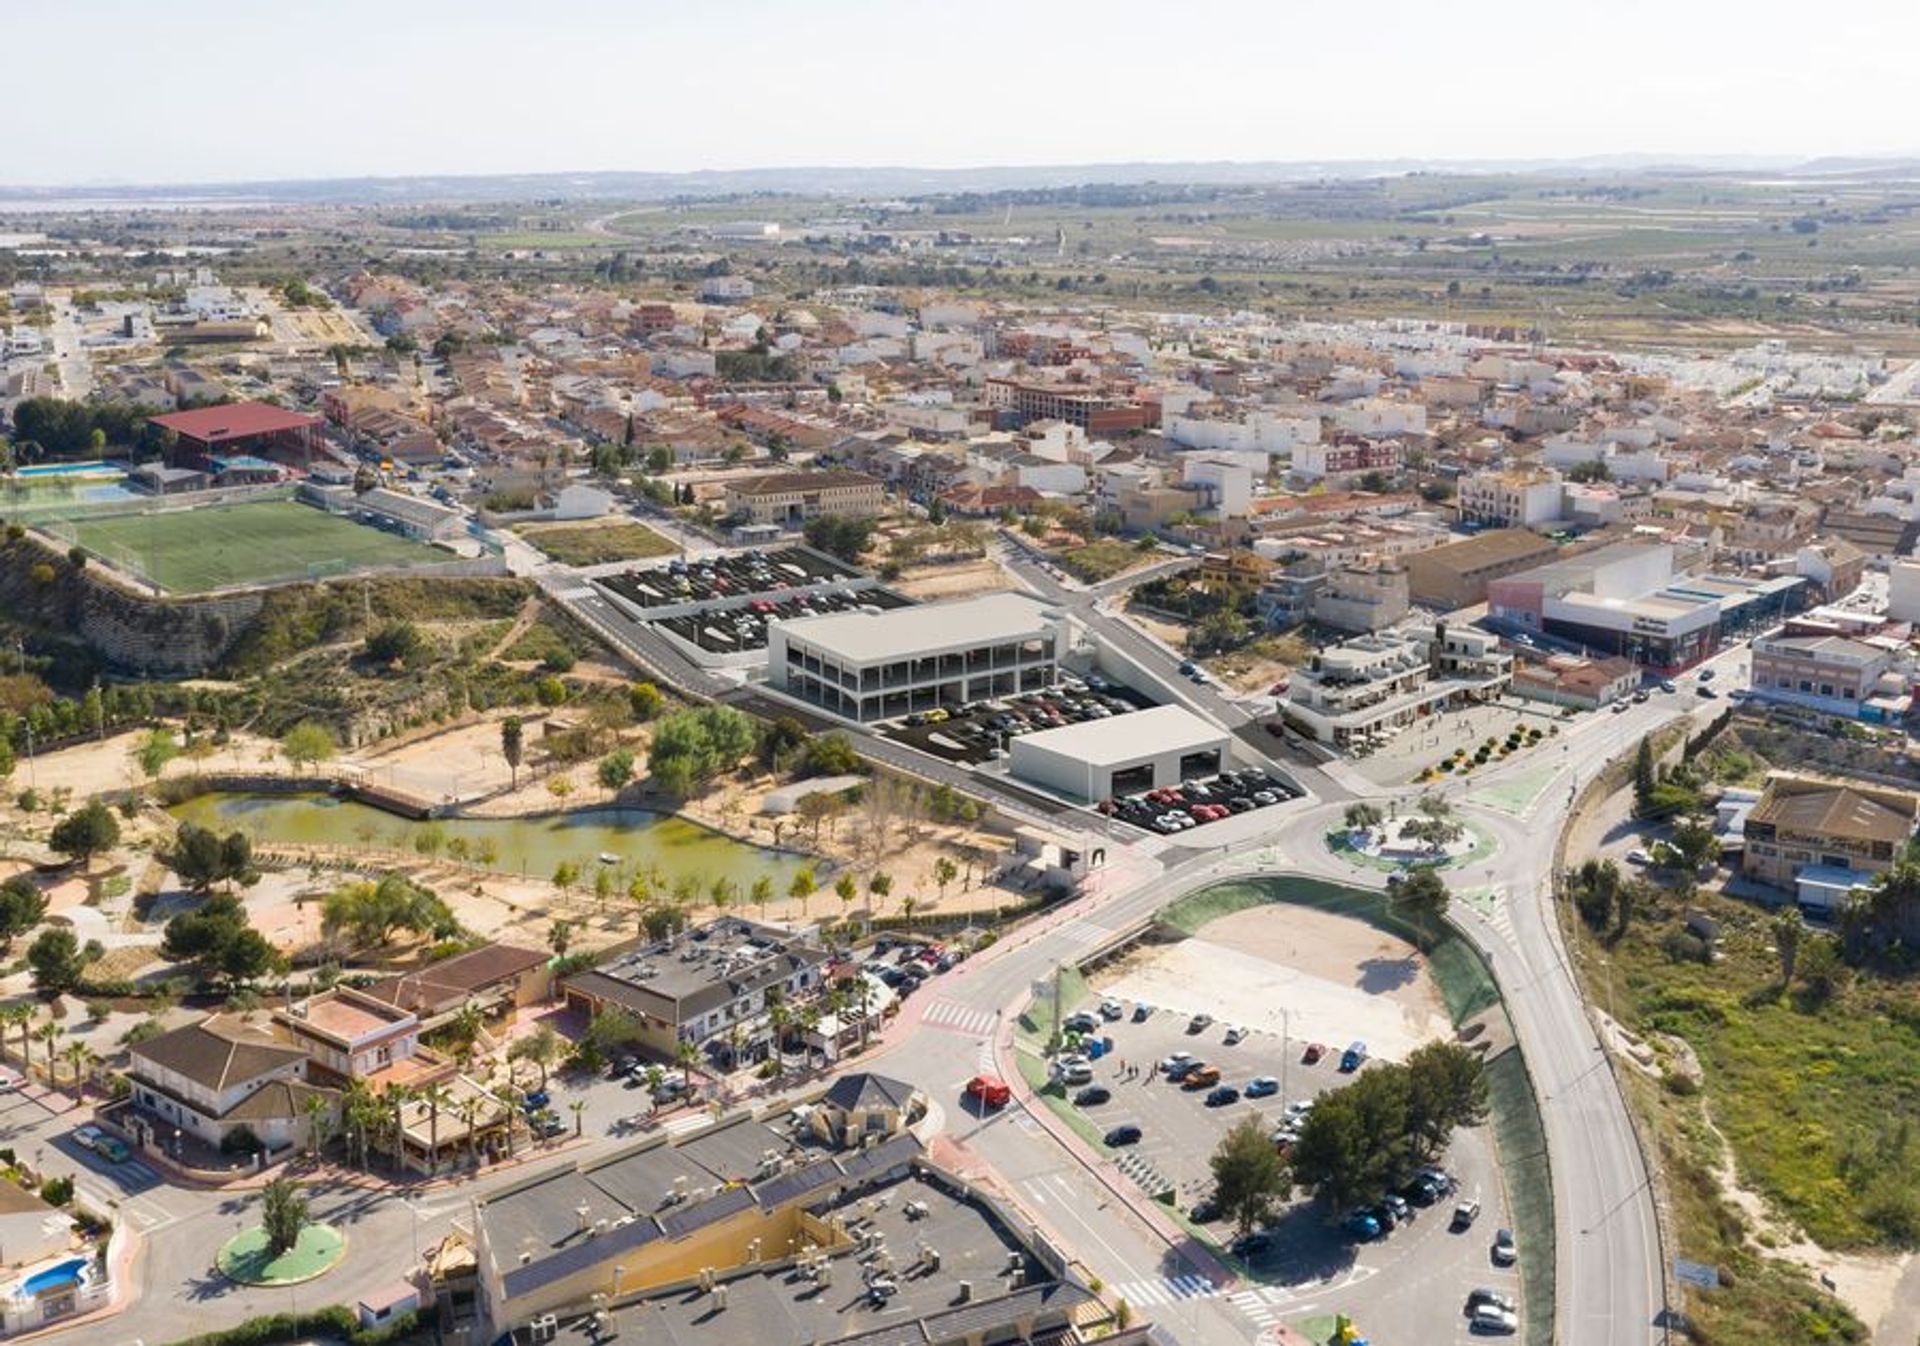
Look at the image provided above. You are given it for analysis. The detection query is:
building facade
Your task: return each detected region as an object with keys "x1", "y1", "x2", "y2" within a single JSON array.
[{"x1": 722, "y1": 471, "x2": 885, "y2": 526}]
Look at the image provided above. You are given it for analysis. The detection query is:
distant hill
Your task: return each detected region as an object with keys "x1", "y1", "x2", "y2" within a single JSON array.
[{"x1": 3, "y1": 154, "x2": 1917, "y2": 207}]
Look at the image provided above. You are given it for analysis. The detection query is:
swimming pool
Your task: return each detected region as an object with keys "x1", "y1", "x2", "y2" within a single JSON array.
[
  {"x1": 15, "y1": 1257, "x2": 89, "y2": 1298},
  {"x1": 14, "y1": 461, "x2": 118, "y2": 479}
]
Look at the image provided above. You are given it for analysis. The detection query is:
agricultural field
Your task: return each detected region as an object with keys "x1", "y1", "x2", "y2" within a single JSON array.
[{"x1": 68, "y1": 499, "x2": 443, "y2": 593}]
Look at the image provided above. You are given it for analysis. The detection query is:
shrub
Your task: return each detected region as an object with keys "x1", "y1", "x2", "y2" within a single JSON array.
[
  {"x1": 38, "y1": 1175, "x2": 73, "y2": 1206},
  {"x1": 220, "y1": 1125, "x2": 264, "y2": 1155},
  {"x1": 1662, "y1": 929, "x2": 1712, "y2": 964}
]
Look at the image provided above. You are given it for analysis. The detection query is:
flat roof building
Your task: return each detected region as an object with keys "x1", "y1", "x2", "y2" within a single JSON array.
[
  {"x1": 1009, "y1": 704, "x2": 1232, "y2": 803},
  {"x1": 1286, "y1": 624, "x2": 1510, "y2": 748},
  {"x1": 768, "y1": 592, "x2": 1066, "y2": 722},
  {"x1": 1404, "y1": 528, "x2": 1557, "y2": 610}
]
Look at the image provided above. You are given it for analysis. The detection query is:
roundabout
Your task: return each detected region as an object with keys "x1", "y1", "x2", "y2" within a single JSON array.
[
  {"x1": 215, "y1": 1224, "x2": 347, "y2": 1287},
  {"x1": 1324, "y1": 813, "x2": 1497, "y2": 873}
]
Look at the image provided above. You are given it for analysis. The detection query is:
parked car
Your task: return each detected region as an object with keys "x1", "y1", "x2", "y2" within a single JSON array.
[
  {"x1": 1382, "y1": 1193, "x2": 1411, "y2": 1223},
  {"x1": 1222, "y1": 1024, "x2": 1247, "y2": 1046},
  {"x1": 529, "y1": 1110, "x2": 566, "y2": 1139},
  {"x1": 1245, "y1": 1076, "x2": 1279, "y2": 1098},
  {"x1": 522, "y1": 1090, "x2": 551, "y2": 1112},
  {"x1": 1491, "y1": 1227, "x2": 1518, "y2": 1265},
  {"x1": 1698, "y1": 668, "x2": 1715, "y2": 681},
  {"x1": 1160, "y1": 1051, "x2": 1195, "y2": 1076},
  {"x1": 1286, "y1": 1098, "x2": 1315, "y2": 1119},
  {"x1": 1467, "y1": 1288, "x2": 1517, "y2": 1315},
  {"x1": 1187, "y1": 1013, "x2": 1214, "y2": 1034},
  {"x1": 1073, "y1": 1085, "x2": 1112, "y2": 1107},
  {"x1": 1470, "y1": 1305, "x2": 1518, "y2": 1335},
  {"x1": 1132, "y1": 1003, "x2": 1153, "y2": 1022},
  {"x1": 1189, "y1": 1197, "x2": 1223, "y2": 1223},
  {"x1": 1696, "y1": 685, "x2": 1718, "y2": 699},
  {"x1": 1339, "y1": 1041, "x2": 1368, "y2": 1072},
  {"x1": 1231, "y1": 1229, "x2": 1273, "y2": 1257},
  {"x1": 1104, "y1": 1124, "x2": 1143, "y2": 1147},
  {"x1": 0, "y1": 1067, "x2": 21, "y2": 1093},
  {"x1": 1632, "y1": 689, "x2": 1650, "y2": 704},
  {"x1": 1302, "y1": 1042, "x2": 1327, "y2": 1065},
  {"x1": 1659, "y1": 680, "x2": 1677, "y2": 693},
  {"x1": 1100, "y1": 999, "x2": 1124, "y2": 1020},
  {"x1": 1063, "y1": 1011, "x2": 1101, "y2": 1034},
  {"x1": 1056, "y1": 1061, "x2": 1094, "y2": 1086},
  {"x1": 1182, "y1": 1064, "x2": 1221, "y2": 1089},
  {"x1": 1205, "y1": 1085, "x2": 1240, "y2": 1107},
  {"x1": 1344, "y1": 1210, "x2": 1382, "y2": 1241},
  {"x1": 966, "y1": 1074, "x2": 1011, "y2": 1109},
  {"x1": 1452, "y1": 1199, "x2": 1482, "y2": 1231}
]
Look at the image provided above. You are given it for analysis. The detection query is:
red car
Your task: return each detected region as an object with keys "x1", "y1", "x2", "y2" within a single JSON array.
[
  {"x1": 966, "y1": 1075, "x2": 1010, "y2": 1108},
  {"x1": 1302, "y1": 1043, "x2": 1327, "y2": 1065}
]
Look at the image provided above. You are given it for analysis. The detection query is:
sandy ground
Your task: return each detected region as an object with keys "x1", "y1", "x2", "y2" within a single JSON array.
[
  {"x1": 891, "y1": 559, "x2": 1015, "y2": 601},
  {"x1": 352, "y1": 716, "x2": 521, "y2": 801},
  {"x1": 9, "y1": 727, "x2": 288, "y2": 802},
  {"x1": 1095, "y1": 904, "x2": 1450, "y2": 1062}
]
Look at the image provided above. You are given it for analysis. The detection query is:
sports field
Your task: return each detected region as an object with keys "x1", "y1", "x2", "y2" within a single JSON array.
[{"x1": 69, "y1": 499, "x2": 442, "y2": 593}]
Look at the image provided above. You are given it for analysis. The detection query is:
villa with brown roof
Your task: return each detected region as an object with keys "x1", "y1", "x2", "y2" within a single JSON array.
[
  {"x1": 126, "y1": 1013, "x2": 338, "y2": 1155},
  {"x1": 360, "y1": 942, "x2": 551, "y2": 1030}
]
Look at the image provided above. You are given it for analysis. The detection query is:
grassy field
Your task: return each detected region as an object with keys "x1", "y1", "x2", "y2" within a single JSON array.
[
  {"x1": 1055, "y1": 539, "x2": 1151, "y2": 584},
  {"x1": 1567, "y1": 875, "x2": 1899, "y2": 1341},
  {"x1": 70, "y1": 500, "x2": 441, "y2": 593},
  {"x1": 517, "y1": 520, "x2": 677, "y2": 567}
]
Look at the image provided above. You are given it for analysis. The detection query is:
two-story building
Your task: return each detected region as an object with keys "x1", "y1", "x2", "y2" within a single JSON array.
[
  {"x1": 1742, "y1": 772, "x2": 1920, "y2": 910},
  {"x1": 561, "y1": 918, "x2": 832, "y2": 1068},
  {"x1": 721, "y1": 470, "x2": 885, "y2": 527},
  {"x1": 126, "y1": 1013, "x2": 336, "y2": 1155},
  {"x1": 1284, "y1": 624, "x2": 1510, "y2": 748},
  {"x1": 1749, "y1": 634, "x2": 1909, "y2": 721}
]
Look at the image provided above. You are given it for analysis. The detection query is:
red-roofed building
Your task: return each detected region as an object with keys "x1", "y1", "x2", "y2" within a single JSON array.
[{"x1": 150, "y1": 401, "x2": 323, "y2": 472}]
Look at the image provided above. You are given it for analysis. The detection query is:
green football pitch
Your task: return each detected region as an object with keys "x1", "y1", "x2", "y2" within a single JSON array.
[{"x1": 69, "y1": 499, "x2": 442, "y2": 593}]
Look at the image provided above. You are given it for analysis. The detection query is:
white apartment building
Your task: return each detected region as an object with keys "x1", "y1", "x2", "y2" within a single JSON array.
[
  {"x1": 697, "y1": 275, "x2": 756, "y2": 302},
  {"x1": 1181, "y1": 454, "x2": 1255, "y2": 517},
  {"x1": 1328, "y1": 397, "x2": 1427, "y2": 438},
  {"x1": 1285, "y1": 625, "x2": 1510, "y2": 748},
  {"x1": 1164, "y1": 407, "x2": 1320, "y2": 457},
  {"x1": 768, "y1": 592, "x2": 1066, "y2": 722},
  {"x1": 1458, "y1": 470, "x2": 1565, "y2": 528}
]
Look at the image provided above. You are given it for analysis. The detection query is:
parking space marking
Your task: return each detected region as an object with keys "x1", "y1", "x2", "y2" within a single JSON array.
[
  {"x1": 1112, "y1": 1274, "x2": 1220, "y2": 1307},
  {"x1": 922, "y1": 999, "x2": 998, "y2": 1036}
]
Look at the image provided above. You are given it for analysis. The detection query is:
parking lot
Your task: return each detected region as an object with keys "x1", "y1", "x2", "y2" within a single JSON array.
[
  {"x1": 1033, "y1": 916, "x2": 1523, "y2": 1342},
  {"x1": 878, "y1": 671, "x2": 1156, "y2": 765},
  {"x1": 598, "y1": 545, "x2": 861, "y2": 610},
  {"x1": 1100, "y1": 766, "x2": 1301, "y2": 836},
  {"x1": 653, "y1": 584, "x2": 912, "y2": 654}
]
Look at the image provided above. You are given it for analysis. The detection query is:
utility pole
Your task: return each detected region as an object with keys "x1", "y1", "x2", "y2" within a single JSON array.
[{"x1": 1050, "y1": 959, "x2": 1063, "y2": 1055}]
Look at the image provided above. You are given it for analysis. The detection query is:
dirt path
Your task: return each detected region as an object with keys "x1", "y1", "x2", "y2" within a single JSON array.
[{"x1": 487, "y1": 594, "x2": 546, "y2": 661}]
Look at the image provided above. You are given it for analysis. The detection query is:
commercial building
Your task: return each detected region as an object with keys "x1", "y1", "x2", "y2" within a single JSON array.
[
  {"x1": 768, "y1": 592, "x2": 1065, "y2": 722},
  {"x1": 1009, "y1": 704, "x2": 1231, "y2": 802},
  {"x1": 1742, "y1": 772, "x2": 1919, "y2": 909},
  {"x1": 1404, "y1": 528, "x2": 1557, "y2": 610},
  {"x1": 1285, "y1": 624, "x2": 1509, "y2": 747},
  {"x1": 1749, "y1": 633, "x2": 1910, "y2": 721},
  {"x1": 474, "y1": 1100, "x2": 1100, "y2": 1346},
  {"x1": 1510, "y1": 653, "x2": 1639, "y2": 710},
  {"x1": 1457, "y1": 469, "x2": 1564, "y2": 529},
  {"x1": 561, "y1": 918, "x2": 832, "y2": 1066},
  {"x1": 722, "y1": 470, "x2": 885, "y2": 527},
  {"x1": 360, "y1": 941, "x2": 551, "y2": 1032}
]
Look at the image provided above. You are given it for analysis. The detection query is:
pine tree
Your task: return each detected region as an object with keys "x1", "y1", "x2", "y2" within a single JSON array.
[{"x1": 1631, "y1": 736, "x2": 1656, "y2": 811}]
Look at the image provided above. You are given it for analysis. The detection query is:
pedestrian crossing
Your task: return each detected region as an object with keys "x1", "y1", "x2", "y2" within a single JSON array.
[
  {"x1": 661, "y1": 1112, "x2": 713, "y2": 1139},
  {"x1": 1110, "y1": 1274, "x2": 1221, "y2": 1307},
  {"x1": 1227, "y1": 1285, "x2": 1294, "y2": 1328},
  {"x1": 921, "y1": 998, "x2": 998, "y2": 1037}
]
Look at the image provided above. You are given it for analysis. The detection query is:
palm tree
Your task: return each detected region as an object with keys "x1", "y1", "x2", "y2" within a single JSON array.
[
  {"x1": 343, "y1": 1079, "x2": 381, "y2": 1170},
  {"x1": 62, "y1": 1042, "x2": 91, "y2": 1098},
  {"x1": 569, "y1": 1098, "x2": 586, "y2": 1138},
  {"x1": 902, "y1": 896, "x2": 918, "y2": 932},
  {"x1": 421, "y1": 1083, "x2": 454, "y2": 1174},
  {"x1": 494, "y1": 1078, "x2": 522, "y2": 1159},
  {"x1": 674, "y1": 1039, "x2": 700, "y2": 1094},
  {"x1": 0, "y1": 1005, "x2": 30, "y2": 1071},
  {"x1": 387, "y1": 1084, "x2": 416, "y2": 1171},
  {"x1": 767, "y1": 1002, "x2": 792, "y2": 1077},
  {"x1": 33, "y1": 1022, "x2": 59, "y2": 1087},
  {"x1": 509, "y1": 1024, "x2": 562, "y2": 1091},
  {"x1": 303, "y1": 1093, "x2": 333, "y2": 1159},
  {"x1": 455, "y1": 1095, "x2": 484, "y2": 1164}
]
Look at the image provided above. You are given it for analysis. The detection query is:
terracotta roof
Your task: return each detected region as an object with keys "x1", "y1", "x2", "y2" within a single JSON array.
[
  {"x1": 361, "y1": 943, "x2": 547, "y2": 1015},
  {"x1": 148, "y1": 401, "x2": 322, "y2": 443},
  {"x1": 130, "y1": 1014, "x2": 306, "y2": 1093}
]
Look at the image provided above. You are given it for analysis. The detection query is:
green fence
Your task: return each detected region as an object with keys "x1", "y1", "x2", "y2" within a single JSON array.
[{"x1": 1485, "y1": 1048, "x2": 1555, "y2": 1346}]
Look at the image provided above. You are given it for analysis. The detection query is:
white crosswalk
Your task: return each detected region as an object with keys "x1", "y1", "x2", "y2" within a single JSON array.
[
  {"x1": 921, "y1": 998, "x2": 998, "y2": 1037},
  {"x1": 1226, "y1": 1285, "x2": 1294, "y2": 1327},
  {"x1": 1110, "y1": 1274, "x2": 1221, "y2": 1307},
  {"x1": 661, "y1": 1112, "x2": 713, "y2": 1138}
]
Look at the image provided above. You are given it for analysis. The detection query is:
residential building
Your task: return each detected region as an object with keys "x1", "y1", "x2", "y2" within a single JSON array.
[
  {"x1": 560, "y1": 918, "x2": 831, "y2": 1064},
  {"x1": 1404, "y1": 528, "x2": 1557, "y2": 610},
  {"x1": 1749, "y1": 633, "x2": 1909, "y2": 721},
  {"x1": 1457, "y1": 469, "x2": 1564, "y2": 529},
  {"x1": 125, "y1": 1013, "x2": 336, "y2": 1155},
  {"x1": 360, "y1": 941, "x2": 552, "y2": 1032},
  {"x1": 0, "y1": 1181, "x2": 74, "y2": 1273},
  {"x1": 768, "y1": 591, "x2": 1065, "y2": 722},
  {"x1": 1742, "y1": 772, "x2": 1919, "y2": 908},
  {"x1": 1285, "y1": 625, "x2": 1510, "y2": 747},
  {"x1": 1292, "y1": 439, "x2": 1401, "y2": 483},
  {"x1": 983, "y1": 378, "x2": 1148, "y2": 434},
  {"x1": 721, "y1": 470, "x2": 885, "y2": 527},
  {"x1": 698, "y1": 275, "x2": 755, "y2": 302},
  {"x1": 1312, "y1": 561, "x2": 1410, "y2": 633},
  {"x1": 1510, "y1": 653, "x2": 1639, "y2": 710},
  {"x1": 1890, "y1": 558, "x2": 1920, "y2": 623},
  {"x1": 276, "y1": 986, "x2": 426, "y2": 1085}
]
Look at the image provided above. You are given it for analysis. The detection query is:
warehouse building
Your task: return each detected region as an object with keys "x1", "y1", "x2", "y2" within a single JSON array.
[
  {"x1": 767, "y1": 592, "x2": 1066, "y2": 722},
  {"x1": 1404, "y1": 527, "x2": 1557, "y2": 610},
  {"x1": 1009, "y1": 703, "x2": 1231, "y2": 802}
]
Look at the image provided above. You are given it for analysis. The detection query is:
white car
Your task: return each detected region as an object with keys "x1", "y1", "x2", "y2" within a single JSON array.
[
  {"x1": 1470, "y1": 1305, "x2": 1518, "y2": 1335},
  {"x1": 0, "y1": 1068, "x2": 20, "y2": 1093},
  {"x1": 1160, "y1": 1051, "x2": 1195, "y2": 1075},
  {"x1": 1626, "y1": 848, "x2": 1652, "y2": 865},
  {"x1": 1222, "y1": 1025, "x2": 1247, "y2": 1046}
]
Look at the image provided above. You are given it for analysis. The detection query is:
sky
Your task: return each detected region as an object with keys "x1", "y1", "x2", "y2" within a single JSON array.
[{"x1": 9, "y1": 0, "x2": 1920, "y2": 186}]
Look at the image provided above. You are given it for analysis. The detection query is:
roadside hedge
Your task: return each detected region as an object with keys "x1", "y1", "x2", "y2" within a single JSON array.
[{"x1": 164, "y1": 1307, "x2": 423, "y2": 1346}]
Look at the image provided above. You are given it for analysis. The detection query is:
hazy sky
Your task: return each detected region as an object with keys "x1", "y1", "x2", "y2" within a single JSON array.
[{"x1": 10, "y1": 0, "x2": 1918, "y2": 185}]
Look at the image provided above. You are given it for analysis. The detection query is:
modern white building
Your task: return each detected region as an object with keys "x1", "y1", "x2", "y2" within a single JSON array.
[
  {"x1": 1010, "y1": 704, "x2": 1231, "y2": 802},
  {"x1": 697, "y1": 275, "x2": 755, "y2": 302},
  {"x1": 1889, "y1": 558, "x2": 1920, "y2": 624},
  {"x1": 1458, "y1": 470, "x2": 1565, "y2": 529},
  {"x1": 1285, "y1": 625, "x2": 1511, "y2": 748},
  {"x1": 767, "y1": 592, "x2": 1066, "y2": 722}
]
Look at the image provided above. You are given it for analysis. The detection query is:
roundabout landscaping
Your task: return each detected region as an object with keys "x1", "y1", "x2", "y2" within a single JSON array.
[{"x1": 215, "y1": 1224, "x2": 347, "y2": 1287}]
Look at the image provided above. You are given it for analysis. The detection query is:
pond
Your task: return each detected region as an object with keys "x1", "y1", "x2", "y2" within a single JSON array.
[{"x1": 169, "y1": 792, "x2": 809, "y2": 894}]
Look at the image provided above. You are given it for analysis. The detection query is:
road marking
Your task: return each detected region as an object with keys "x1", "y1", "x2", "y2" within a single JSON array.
[
  {"x1": 921, "y1": 999, "x2": 998, "y2": 1036},
  {"x1": 1112, "y1": 1274, "x2": 1219, "y2": 1307},
  {"x1": 661, "y1": 1113, "x2": 712, "y2": 1139}
]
